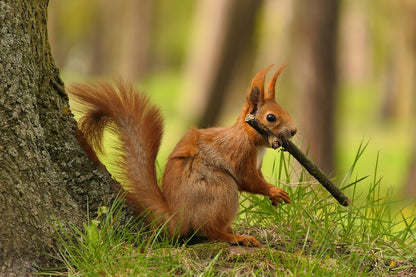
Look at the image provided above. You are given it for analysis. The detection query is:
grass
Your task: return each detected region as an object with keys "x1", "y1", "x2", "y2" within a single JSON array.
[{"x1": 47, "y1": 144, "x2": 416, "y2": 276}]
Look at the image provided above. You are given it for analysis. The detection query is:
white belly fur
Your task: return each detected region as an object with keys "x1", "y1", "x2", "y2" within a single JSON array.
[{"x1": 256, "y1": 146, "x2": 267, "y2": 169}]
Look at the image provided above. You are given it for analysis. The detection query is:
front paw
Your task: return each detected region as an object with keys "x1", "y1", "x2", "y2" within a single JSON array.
[{"x1": 269, "y1": 186, "x2": 291, "y2": 206}]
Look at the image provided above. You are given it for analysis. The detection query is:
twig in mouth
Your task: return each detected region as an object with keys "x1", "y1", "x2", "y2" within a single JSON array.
[{"x1": 245, "y1": 114, "x2": 350, "y2": 206}]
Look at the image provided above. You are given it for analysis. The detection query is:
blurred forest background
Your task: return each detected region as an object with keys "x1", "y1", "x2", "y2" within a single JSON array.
[{"x1": 48, "y1": 0, "x2": 416, "y2": 202}]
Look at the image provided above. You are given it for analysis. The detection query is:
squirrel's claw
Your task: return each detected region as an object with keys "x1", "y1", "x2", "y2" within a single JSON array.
[{"x1": 269, "y1": 187, "x2": 291, "y2": 206}]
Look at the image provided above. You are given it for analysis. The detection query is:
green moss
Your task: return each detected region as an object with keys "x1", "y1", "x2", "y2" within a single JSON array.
[{"x1": 184, "y1": 242, "x2": 230, "y2": 260}]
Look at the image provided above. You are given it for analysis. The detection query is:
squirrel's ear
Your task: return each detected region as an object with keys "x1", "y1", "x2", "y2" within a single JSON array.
[
  {"x1": 247, "y1": 86, "x2": 262, "y2": 114},
  {"x1": 265, "y1": 63, "x2": 287, "y2": 100},
  {"x1": 247, "y1": 64, "x2": 273, "y2": 114}
]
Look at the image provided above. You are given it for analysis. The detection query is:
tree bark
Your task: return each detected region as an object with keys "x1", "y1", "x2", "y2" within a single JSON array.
[
  {"x1": 291, "y1": 0, "x2": 339, "y2": 175},
  {"x1": 0, "y1": 1, "x2": 116, "y2": 275}
]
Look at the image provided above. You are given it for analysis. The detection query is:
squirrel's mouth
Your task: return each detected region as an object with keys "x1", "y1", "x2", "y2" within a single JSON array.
[
  {"x1": 269, "y1": 129, "x2": 296, "y2": 150},
  {"x1": 270, "y1": 140, "x2": 282, "y2": 150}
]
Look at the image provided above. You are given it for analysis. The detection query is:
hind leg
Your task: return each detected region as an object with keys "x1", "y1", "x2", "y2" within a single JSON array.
[
  {"x1": 188, "y1": 191, "x2": 260, "y2": 246},
  {"x1": 205, "y1": 226, "x2": 261, "y2": 246}
]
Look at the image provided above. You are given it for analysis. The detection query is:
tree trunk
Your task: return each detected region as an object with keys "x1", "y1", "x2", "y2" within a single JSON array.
[
  {"x1": 290, "y1": 0, "x2": 339, "y2": 175},
  {"x1": 117, "y1": 0, "x2": 153, "y2": 82},
  {"x1": 0, "y1": 1, "x2": 116, "y2": 275},
  {"x1": 88, "y1": 0, "x2": 119, "y2": 76},
  {"x1": 181, "y1": 0, "x2": 262, "y2": 128}
]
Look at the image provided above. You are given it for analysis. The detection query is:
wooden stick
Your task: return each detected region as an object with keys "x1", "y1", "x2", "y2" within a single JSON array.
[{"x1": 245, "y1": 114, "x2": 350, "y2": 206}]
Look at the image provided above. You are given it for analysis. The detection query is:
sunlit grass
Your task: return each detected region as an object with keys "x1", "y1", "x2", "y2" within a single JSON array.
[
  {"x1": 238, "y1": 146, "x2": 416, "y2": 275},
  {"x1": 52, "y1": 195, "x2": 189, "y2": 276}
]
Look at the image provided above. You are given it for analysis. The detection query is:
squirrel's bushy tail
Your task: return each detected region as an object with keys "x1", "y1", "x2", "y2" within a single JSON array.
[{"x1": 68, "y1": 81, "x2": 170, "y2": 223}]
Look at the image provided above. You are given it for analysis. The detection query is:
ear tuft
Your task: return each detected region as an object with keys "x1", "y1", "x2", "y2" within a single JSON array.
[
  {"x1": 265, "y1": 63, "x2": 287, "y2": 100},
  {"x1": 246, "y1": 65, "x2": 273, "y2": 114},
  {"x1": 250, "y1": 64, "x2": 274, "y2": 96}
]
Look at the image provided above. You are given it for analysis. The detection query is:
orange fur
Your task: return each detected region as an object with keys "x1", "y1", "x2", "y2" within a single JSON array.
[{"x1": 68, "y1": 65, "x2": 296, "y2": 246}]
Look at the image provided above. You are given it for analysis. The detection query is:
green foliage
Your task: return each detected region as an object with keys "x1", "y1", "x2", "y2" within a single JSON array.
[{"x1": 49, "y1": 146, "x2": 416, "y2": 276}]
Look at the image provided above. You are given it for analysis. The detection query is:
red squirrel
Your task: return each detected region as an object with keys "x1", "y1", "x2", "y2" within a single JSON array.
[{"x1": 68, "y1": 64, "x2": 297, "y2": 246}]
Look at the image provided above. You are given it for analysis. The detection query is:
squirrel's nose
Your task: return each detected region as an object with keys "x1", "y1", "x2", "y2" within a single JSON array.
[{"x1": 290, "y1": 128, "x2": 297, "y2": 137}]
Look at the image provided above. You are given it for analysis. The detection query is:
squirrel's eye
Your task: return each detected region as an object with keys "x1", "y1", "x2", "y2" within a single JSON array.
[{"x1": 266, "y1": 114, "x2": 276, "y2": 122}]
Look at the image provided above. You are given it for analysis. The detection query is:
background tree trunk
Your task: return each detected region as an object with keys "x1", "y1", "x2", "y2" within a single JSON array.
[
  {"x1": 0, "y1": 1, "x2": 116, "y2": 275},
  {"x1": 402, "y1": 0, "x2": 416, "y2": 199},
  {"x1": 290, "y1": 0, "x2": 340, "y2": 175},
  {"x1": 117, "y1": 0, "x2": 153, "y2": 82},
  {"x1": 88, "y1": 0, "x2": 119, "y2": 76},
  {"x1": 181, "y1": 0, "x2": 262, "y2": 128},
  {"x1": 197, "y1": 0, "x2": 262, "y2": 128}
]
